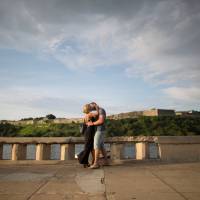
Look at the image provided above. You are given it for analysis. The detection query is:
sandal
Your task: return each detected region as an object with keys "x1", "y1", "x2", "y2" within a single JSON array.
[{"x1": 90, "y1": 163, "x2": 100, "y2": 169}]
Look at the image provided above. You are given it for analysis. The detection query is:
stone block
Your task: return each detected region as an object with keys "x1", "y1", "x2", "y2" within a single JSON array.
[
  {"x1": 11, "y1": 144, "x2": 27, "y2": 160},
  {"x1": 0, "y1": 144, "x2": 3, "y2": 160},
  {"x1": 136, "y1": 142, "x2": 148, "y2": 160},
  {"x1": 60, "y1": 144, "x2": 75, "y2": 160},
  {"x1": 36, "y1": 144, "x2": 51, "y2": 160},
  {"x1": 110, "y1": 143, "x2": 124, "y2": 160}
]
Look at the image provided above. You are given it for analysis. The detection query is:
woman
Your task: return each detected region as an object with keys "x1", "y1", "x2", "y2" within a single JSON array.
[{"x1": 77, "y1": 105, "x2": 98, "y2": 167}]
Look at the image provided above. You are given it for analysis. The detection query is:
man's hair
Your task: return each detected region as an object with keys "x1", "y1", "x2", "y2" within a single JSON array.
[
  {"x1": 89, "y1": 102, "x2": 99, "y2": 114},
  {"x1": 83, "y1": 102, "x2": 99, "y2": 114},
  {"x1": 90, "y1": 102, "x2": 97, "y2": 106}
]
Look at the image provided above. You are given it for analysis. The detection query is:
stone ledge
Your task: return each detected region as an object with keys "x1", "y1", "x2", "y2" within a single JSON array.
[
  {"x1": 0, "y1": 136, "x2": 156, "y2": 144},
  {"x1": 155, "y1": 136, "x2": 200, "y2": 144}
]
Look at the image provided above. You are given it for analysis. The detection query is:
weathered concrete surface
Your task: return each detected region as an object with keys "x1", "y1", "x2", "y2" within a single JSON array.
[
  {"x1": 105, "y1": 162, "x2": 200, "y2": 200},
  {"x1": 0, "y1": 161, "x2": 200, "y2": 200},
  {"x1": 0, "y1": 136, "x2": 156, "y2": 144},
  {"x1": 156, "y1": 136, "x2": 200, "y2": 162},
  {"x1": 0, "y1": 161, "x2": 106, "y2": 200}
]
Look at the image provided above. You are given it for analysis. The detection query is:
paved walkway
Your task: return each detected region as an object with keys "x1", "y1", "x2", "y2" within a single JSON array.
[
  {"x1": 0, "y1": 161, "x2": 200, "y2": 200},
  {"x1": 105, "y1": 161, "x2": 200, "y2": 200}
]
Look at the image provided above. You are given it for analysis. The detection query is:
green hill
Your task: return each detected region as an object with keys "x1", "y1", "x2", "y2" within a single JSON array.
[{"x1": 0, "y1": 116, "x2": 200, "y2": 137}]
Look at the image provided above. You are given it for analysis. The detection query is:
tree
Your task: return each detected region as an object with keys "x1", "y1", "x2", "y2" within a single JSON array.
[
  {"x1": 46, "y1": 114, "x2": 56, "y2": 120},
  {"x1": 0, "y1": 123, "x2": 20, "y2": 137}
]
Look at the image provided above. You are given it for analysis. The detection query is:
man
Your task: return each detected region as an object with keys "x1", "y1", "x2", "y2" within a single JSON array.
[{"x1": 85, "y1": 102, "x2": 108, "y2": 169}]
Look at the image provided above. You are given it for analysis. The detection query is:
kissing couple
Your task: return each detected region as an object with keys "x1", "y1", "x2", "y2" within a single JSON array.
[{"x1": 78, "y1": 102, "x2": 109, "y2": 169}]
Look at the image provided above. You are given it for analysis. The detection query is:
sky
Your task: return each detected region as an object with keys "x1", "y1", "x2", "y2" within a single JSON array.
[{"x1": 0, "y1": 0, "x2": 200, "y2": 120}]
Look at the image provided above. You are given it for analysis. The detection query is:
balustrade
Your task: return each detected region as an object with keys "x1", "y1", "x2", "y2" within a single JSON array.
[
  {"x1": 0, "y1": 136, "x2": 156, "y2": 161},
  {"x1": 1, "y1": 136, "x2": 200, "y2": 162}
]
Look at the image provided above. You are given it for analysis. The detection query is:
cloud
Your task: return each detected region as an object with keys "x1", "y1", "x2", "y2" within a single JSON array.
[
  {"x1": 0, "y1": 0, "x2": 199, "y2": 84},
  {"x1": 163, "y1": 87, "x2": 200, "y2": 103},
  {"x1": 0, "y1": 86, "x2": 89, "y2": 119},
  {"x1": 125, "y1": 0, "x2": 200, "y2": 86},
  {"x1": 0, "y1": 0, "x2": 200, "y2": 111}
]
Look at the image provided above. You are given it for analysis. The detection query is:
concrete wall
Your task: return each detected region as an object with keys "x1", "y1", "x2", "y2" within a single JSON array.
[
  {"x1": 143, "y1": 109, "x2": 175, "y2": 116},
  {"x1": 0, "y1": 118, "x2": 83, "y2": 125},
  {"x1": 156, "y1": 136, "x2": 200, "y2": 162},
  {"x1": 157, "y1": 109, "x2": 175, "y2": 116},
  {"x1": 53, "y1": 118, "x2": 83, "y2": 124},
  {"x1": 108, "y1": 111, "x2": 143, "y2": 119},
  {"x1": 1, "y1": 136, "x2": 200, "y2": 162},
  {"x1": 143, "y1": 109, "x2": 158, "y2": 116}
]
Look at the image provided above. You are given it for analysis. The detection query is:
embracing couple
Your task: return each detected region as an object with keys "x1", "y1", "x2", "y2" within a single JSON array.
[{"x1": 78, "y1": 102, "x2": 109, "y2": 169}]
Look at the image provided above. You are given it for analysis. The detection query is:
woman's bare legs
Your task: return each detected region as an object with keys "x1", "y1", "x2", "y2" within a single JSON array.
[{"x1": 91, "y1": 149, "x2": 95, "y2": 164}]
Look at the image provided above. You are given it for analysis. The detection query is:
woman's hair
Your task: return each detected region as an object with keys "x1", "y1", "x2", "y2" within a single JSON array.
[{"x1": 83, "y1": 104, "x2": 90, "y2": 114}]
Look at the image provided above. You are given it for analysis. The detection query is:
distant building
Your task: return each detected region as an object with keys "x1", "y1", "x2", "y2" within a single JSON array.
[
  {"x1": 53, "y1": 118, "x2": 83, "y2": 124},
  {"x1": 52, "y1": 118, "x2": 68, "y2": 124},
  {"x1": 176, "y1": 111, "x2": 189, "y2": 116},
  {"x1": 176, "y1": 110, "x2": 200, "y2": 117},
  {"x1": 107, "y1": 111, "x2": 143, "y2": 120},
  {"x1": 0, "y1": 118, "x2": 83, "y2": 125},
  {"x1": 143, "y1": 108, "x2": 175, "y2": 116}
]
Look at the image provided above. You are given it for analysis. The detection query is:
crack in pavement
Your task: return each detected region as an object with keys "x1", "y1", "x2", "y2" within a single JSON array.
[
  {"x1": 149, "y1": 170, "x2": 189, "y2": 200},
  {"x1": 26, "y1": 167, "x2": 62, "y2": 200}
]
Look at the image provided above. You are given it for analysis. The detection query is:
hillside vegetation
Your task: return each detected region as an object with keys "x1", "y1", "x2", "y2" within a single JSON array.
[{"x1": 0, "y1": 116, "x2": 200, "y2": 137}]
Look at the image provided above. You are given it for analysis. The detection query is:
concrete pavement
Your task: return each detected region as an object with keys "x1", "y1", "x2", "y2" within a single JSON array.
[
  {"x1": 0, "y1": 161, "x2": 200, "y2": 200},
  {"x1": 105, "y1": 162, "x2": 200, "y2": 200},
  {"x1": 0, "y1": 161, "x2": 106, "y2": 200}
]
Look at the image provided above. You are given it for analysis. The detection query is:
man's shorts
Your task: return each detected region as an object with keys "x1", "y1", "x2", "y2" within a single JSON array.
[{"x1": 94, "y1": 131, "x2": 105, "y2": 149}]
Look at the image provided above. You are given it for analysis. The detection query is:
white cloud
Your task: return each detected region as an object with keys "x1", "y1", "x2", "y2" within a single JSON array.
[
  {"x1": 163, "y1": 87, "x2": 200, "y2": 103},
  {"x1": 0, "y1": 86, "x2": 89, "y2": 120},
  {"x1": 1, "y1": 0, "x2": 200, "y2": 85},
  {"x1": 0, "y1": 0, "x2": 200, "y2": 114},
  {"x1": 126, "y1": 0, "x2": 200, "y2": 86}
]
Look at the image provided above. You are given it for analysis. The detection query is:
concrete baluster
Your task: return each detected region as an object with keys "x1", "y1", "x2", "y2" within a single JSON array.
[
  {"x1": 0, "y1": 144, "x2": 3, "y2": 160},
  {"x1": 60, "y1": 144, "x2": 75, "y2": 160},
  {"x1": 36, "y1": 144, "x2": 51, "y2": 160},
  {"x1": 11, "y1": 144, "x2": 27, "y2": 160},
  {"x1": 136, "y1": 142, "x2": 149, "y2": 160},
  {"x1": 110, "y1": 143, "x2": 124, "y2": 160}
]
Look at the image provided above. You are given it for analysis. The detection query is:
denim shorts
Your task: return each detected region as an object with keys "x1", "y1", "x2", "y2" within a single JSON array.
[{"x1": 94, "y1": 131, "x2": 105, "y2": 149}]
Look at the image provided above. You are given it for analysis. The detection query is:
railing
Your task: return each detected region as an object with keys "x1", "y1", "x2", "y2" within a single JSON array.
[
  {"x1": 0, "y1": 136, "x2": 200, "y2": 162},
  {"x1": 0, "y1": 136, "x2": 157, "y2": 161}
]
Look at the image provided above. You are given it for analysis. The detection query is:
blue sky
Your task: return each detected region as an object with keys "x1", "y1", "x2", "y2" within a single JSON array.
[{"x1": 0, "y1": 0, "x2": 200, "y2": 120}]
